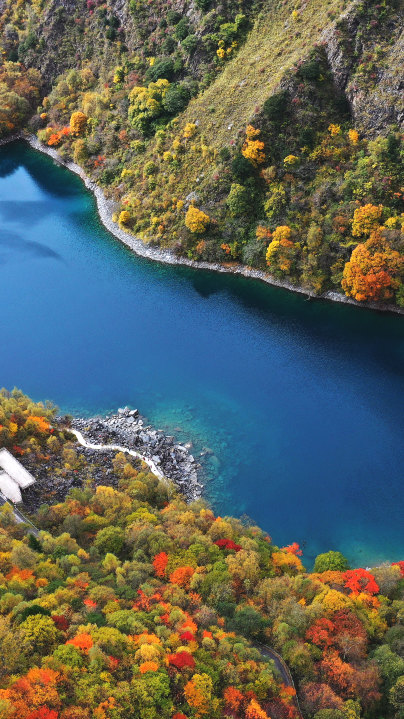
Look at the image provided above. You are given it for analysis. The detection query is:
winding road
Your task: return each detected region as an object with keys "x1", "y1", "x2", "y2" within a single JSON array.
[
  {"x1": 257, "y1": 644, "x2": 303, "y2": 717},
  {"x1": 0, "y1": 494, "x2": 39, "y2": 536}
]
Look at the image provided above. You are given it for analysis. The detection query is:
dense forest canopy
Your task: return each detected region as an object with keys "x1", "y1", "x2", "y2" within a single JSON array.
[{"x1": 0, "y1": 389, "x2": 403, "y2": 719}]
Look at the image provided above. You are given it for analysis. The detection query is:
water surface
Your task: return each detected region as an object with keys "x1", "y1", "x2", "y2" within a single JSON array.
[{"x1": 1, "y1": 142, "x2": 403, "y2": 567}]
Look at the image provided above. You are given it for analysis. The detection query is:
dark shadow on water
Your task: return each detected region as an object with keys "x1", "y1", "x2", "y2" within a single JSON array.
[
  {"x1": 0, "y1": 141, "x2": 84, "y2": 199},
  {"x1": 172, "y1": 262, "x2": 404, "y2": 343},
  {"x1": 0, "y1": 229, "x2": 63, "y2": 263},
  {"x1": 0, "y1": 153, "x2": 20, "y2": 179},
  {"x1": 0, "y1": 200, "x2": 55, "y2": 225}
]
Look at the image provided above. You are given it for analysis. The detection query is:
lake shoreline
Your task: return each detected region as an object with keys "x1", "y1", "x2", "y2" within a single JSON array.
[
  {"x1": 70, "y1": 407, "x2": 203, "y2": 501},
  {"x1": 2, "y1": 132, "x2": 403, "y2": 316}
]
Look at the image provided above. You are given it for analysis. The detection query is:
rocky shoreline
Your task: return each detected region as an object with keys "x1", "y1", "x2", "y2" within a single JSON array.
[
  {"x1": 71, "y1": 407, "x2": 203, "y2": 501},
  {"x1": 1, "y1": 132, "x2": 403, "y2": 316}
]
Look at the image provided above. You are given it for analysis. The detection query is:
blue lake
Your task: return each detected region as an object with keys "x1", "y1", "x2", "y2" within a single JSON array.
[{"x1": 0, "y1": 141, "x2": 403, "y2": 567}]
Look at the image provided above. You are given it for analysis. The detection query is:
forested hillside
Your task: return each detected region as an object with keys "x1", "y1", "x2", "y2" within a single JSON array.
[
  {"x1": 0, "y1": 389, "x2": 403, "y2": 719},
  {"x1": 0, "y1": 0, "x2": 403, "y2": 305}
]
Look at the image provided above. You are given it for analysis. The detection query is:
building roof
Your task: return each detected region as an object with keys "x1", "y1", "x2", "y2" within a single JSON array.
[
  {"x1": 0, "y1": 448, "x2": 36, "y2": 488},
  {"x1": 0, "y1": 449, "x2": 36, "y2": 504},
  {"x1": 0, "y1": 471, "x2": 22, "y2": 503}
]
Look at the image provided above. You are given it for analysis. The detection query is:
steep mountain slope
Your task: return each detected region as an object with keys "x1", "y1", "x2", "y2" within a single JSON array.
[{"x1": 0, "y1": 0, "x2": 403, "y2": 306}]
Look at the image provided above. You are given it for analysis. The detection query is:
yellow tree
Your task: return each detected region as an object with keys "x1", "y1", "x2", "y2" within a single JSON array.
[
  {"x1": 352, "y1": 204, "x2": 383, "y2": 237},
  {"x1": 70, "y1": 111, "x2": 87, "y2": 136},
  {"x1": 185, "y1": 206, "x2": 210, "y2": 233},
  {"x1": 184, "y1": 673, "x2": 216, "y2": 717},
  {"x1": 242, "y1": 125, "x2": 265, "y2": 166}
]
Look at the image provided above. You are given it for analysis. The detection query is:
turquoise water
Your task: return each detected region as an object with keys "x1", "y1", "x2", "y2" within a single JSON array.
[{"x1": 1, "y1": 141, "x2": 403, "y2": 567}]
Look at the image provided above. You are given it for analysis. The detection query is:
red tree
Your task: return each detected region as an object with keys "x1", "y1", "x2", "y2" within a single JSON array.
[
  {"x1": 214, "y1": 539, "x2": 242, "y2": 552},
  {"x1": 306, "y1": 618, "x2": 335, "y2": 648},
  {"x1": 343, "y1": 569, "x2": 379, "y2": 595},
  {"x1": 168, "y1": 652, "x2": 196, "y2": 670},
  {"x1": 153, "y1": 552, "x2": 168, "y2": 578}
]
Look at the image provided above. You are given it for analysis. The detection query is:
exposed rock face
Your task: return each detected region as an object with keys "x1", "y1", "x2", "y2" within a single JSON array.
[
  {"x1": 71, "y1": 407, "x2": 202, "y2": 501},
  {"x1": 322, "y1": 1, "x2": 404, "y2": 134}
]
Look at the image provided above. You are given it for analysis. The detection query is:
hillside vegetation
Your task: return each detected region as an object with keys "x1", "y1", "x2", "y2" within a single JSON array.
[
  {"x1": 0, "y1": 0, "x2": 403, "y2": 305},
  {"x1": 0, "y1": 389, "x2": 403, "y2": 719}
]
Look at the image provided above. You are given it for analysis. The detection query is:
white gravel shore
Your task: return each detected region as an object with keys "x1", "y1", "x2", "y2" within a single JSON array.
[{"x1": 2, "y1": 132, "x2": 403, "y2": 316}]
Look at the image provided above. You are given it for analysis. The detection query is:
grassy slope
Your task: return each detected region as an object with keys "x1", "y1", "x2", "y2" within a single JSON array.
[{"x1": 175, "y1": 0, "x2": 348, "y2": 149}]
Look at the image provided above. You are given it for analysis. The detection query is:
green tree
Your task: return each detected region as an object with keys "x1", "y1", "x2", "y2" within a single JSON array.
[
  {"x1": 94, "y1": 526, "x2": 125, "y2": 556},
  {"x1": 226, "y1": 183, "x2": 249, "y2": 217},
  {"x1": 314, "y1": 551, "x2": 349, "y2": 573},
  {"x1": 20, "y1": 614, "x2": 59, "y2": 654}
]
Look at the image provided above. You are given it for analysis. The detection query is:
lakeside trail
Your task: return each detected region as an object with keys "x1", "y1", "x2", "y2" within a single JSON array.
[
  {"x1": 70, "y1": 428, "x2": 165, "y2": 480},
  {"x1": 70, "y1": 408, "x2": 202, "y2": 500},
  {"x1": 1, "y1": 132, "x2": 402, "y2": 316}
]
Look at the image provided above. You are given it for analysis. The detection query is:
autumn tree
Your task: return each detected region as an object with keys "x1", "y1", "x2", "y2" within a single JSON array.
[
  {"x1": 184, "y1": 673, "x2": 215, "y2": 717},
  {"x1": 169, "y1": 565, "x2": 195, "y2": 588},
  {"x1": 343, "y1": 568, "x2": 379, "y2": 596},
  {"x1": 342, "y1": 230, "x2": 403, "y2": 302},
  {"x1": 70, "y1": 112, "x2": 87, "y2": 136},
  {"x1": 153, "y1": 551, "x2": 168, "y2": 578},
  {"x1": 351, "y1": 204, "x2": 383, "y2": 237},
  {"x1": 242, "y1": 125, "x2": 265, "y2": 165},
  {"x1": 0, "y1": 62, "x2": 41, "y2": 137},
  {"x1": 185, "y1": 206, "x2": 210, "y2": 233}
]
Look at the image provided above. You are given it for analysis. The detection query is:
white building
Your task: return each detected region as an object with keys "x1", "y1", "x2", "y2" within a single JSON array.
[{"x1": 0, "y1": 448, "x2": 36, "y2": 503}]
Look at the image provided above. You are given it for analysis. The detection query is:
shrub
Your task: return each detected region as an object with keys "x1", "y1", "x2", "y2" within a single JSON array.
[
  {"x1": 175, "y1": 19, "x2": 190, "y2": 41},
  {"x1": 183, "y1": 123, "x2": 197, "y2": 139},
  {"x1": 182, "y1": 35, "x2": 198, "y2": 55},
  {"x1": 143, "y1": 161, "x2": 157, "y2": 177},
  {"x1": 299, "y1": 58, "x2": 321, "y2": 81},
  {"x1": 145, "y1": 58, "x2": 175, "y2": 83},
  {"x1": 162, "y1": 37, "x2": 176, "y2": 54},
  {"x1": 232, "y1": 154, "x2": 254, "y2": 180},
  {"x1": 242, "y1": 126, "x2": 265, "y2": 165},
  {"x1": 162, "y1": 84, "x2": 190, "y2": 114},
  {"x1": 264, "y1": 184, "x2": 287, "y2": 219},
  {"x1": 167, "y1": 10, "x2": 182, "y2": 25},
  {"x1": 106, "y1": 27, "x2": 117, "y2": 41},
  {"x1": 129, "y1": 79, "x2": 170, "y2": 134},
  {"x1": 263, "y1": 90, "x2": 289, "y2": 125},
  {"x1": 119, "y1": 210, "x2": 131, "y2": 225}
]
